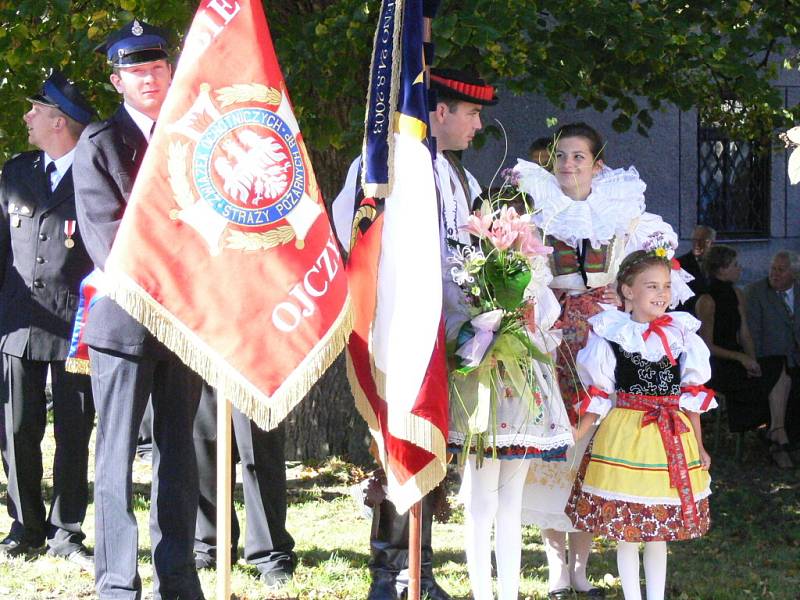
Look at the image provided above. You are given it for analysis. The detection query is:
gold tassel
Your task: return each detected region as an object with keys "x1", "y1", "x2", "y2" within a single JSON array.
[{"x1": 65, "y1": 357, "x2": 91, "y2": 375}]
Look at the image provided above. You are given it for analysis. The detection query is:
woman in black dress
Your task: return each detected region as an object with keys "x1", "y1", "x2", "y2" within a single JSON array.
[{"x1": 695, "y1": 245, "x2": 790, "y2": 468}]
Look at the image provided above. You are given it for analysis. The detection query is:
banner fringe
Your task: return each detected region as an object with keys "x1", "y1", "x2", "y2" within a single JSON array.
[
  {"x1": 65, "y1": 357, "x2": 91, "y2": 375},
  {"x1": 345, "y1": 350, "x2": 447, "y2": 514},
  {"x1": 106, "y1": 273, "x2": 353, "y2": 431}
]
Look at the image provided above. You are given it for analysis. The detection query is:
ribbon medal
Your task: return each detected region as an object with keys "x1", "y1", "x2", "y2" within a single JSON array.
[{"x1": 64, "y1": 220, "x2": 76, "y2": 249}]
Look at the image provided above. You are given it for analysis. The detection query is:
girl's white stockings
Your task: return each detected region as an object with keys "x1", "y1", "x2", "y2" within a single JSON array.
[
  {"x1": 616, "y1": 541, "x2": 667, "y2": 600},
  {"x1": 462, "y1": 456, "x2": 531, "y2": 600},
  {"x1": 542, "y1": 529, "x2": 594, "y2": 592}
]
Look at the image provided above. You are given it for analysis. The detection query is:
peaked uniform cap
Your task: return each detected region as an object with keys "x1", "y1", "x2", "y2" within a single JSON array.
[
  {"x1": 95, "y1": 19, "x2": 170, "y2": 67},
  {"x1": 27, "y1": 70, "x2": 95, "y2": 125},
  {"x1": 430, "y1": 68, "x2": 498, "y2": 106}
]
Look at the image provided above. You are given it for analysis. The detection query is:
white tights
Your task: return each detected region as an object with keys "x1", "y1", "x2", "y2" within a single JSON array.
[
  {"x1": 462, "y1": 456, "x2": 531, "y2": 600},
  {"x1": 616, "y1": 541, "x2": 667, "y2": 600},
  {"x1": 541, "y1": 529, "x2": 594, "y2": 592}
]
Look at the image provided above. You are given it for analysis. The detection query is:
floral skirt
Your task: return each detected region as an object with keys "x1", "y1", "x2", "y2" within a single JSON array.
[{"x1": 565, "y1": 407, "x2": 711, "y2": 542}]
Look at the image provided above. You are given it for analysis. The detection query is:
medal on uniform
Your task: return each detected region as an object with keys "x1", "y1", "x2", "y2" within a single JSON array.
[
  {"x1": 11, "y1": 215, "x2": 20, "y2": 228},
  {"x1": 64, "y1": 220, "x2": 76, "y2": 249}
]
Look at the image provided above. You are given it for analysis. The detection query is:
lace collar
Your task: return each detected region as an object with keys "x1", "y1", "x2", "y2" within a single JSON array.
[
  {"x1": 514, "y1": 159, "x2": 646, "y2": 248},
  {"x1": 588, "y1": 307, "x2": 701, "y2": 362}
]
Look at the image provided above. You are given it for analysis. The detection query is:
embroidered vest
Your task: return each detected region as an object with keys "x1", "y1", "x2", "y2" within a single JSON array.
[{"x1": 609, "y1": 341, "x2": 682, "y2": 397}]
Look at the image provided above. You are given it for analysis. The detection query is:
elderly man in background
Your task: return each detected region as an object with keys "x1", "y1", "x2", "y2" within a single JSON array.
[
  {"x1": 745, "y1": 250, "x2": 800, "y2": 458},
  {"x1": 676, "y1": 225, "x2": 716, "y2": 314}
]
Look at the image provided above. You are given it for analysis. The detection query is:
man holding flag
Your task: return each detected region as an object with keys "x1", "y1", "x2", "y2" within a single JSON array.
[
  {"x1": 337, "y1": 64, "x2": 495, "y2": 599},
  {"x1": 73, "y1": 21, "x2": 204, "y2": 600},
  {"x1": 76, "y1": 1, "x2": 352, "y2": 597}
]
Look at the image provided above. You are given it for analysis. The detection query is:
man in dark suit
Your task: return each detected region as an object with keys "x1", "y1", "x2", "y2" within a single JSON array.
[
  {"x1": 73, "y1": 20, "x2": 204, "y2": 600},
  {"x1": 0, "y1": 71, "x2": 95, "y2": 569},
  {"x1": 745, "y1": 250, "x2": 800, "y2": 455},
  {"x1": 192, "y1": 384, "x2": 296, "y2": 589},
  {"x1": 676, "y1": 224, "x2": 715, "y2": 314}
]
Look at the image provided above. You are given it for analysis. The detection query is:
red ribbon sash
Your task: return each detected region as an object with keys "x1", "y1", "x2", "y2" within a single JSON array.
[
  {"x1": 680, "y1": 384, "x2": 716, "y2": 412},
  {"x1": 577, "y1": 385, "x2": 609, "y2": 417},
  {"x1": 616, "y1": 391, "x2": 699, "y2": 528},
  {"x1": 642, "y1": 315, "x2": 676, "y2": 366}
]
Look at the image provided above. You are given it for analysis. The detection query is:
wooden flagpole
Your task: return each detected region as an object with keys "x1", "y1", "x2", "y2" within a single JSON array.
[
  {"x1": 408, "y1": 501, "x2": 423, "y2": 600},
  {"x1": 216, "y1": 393, "x2": 233, "y2": 600},
  {"x1": 407, "y1": 13, "x2": 434, "y2": 600}
]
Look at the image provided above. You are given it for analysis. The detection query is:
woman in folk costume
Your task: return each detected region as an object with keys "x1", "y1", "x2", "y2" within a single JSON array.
[
  {"x1": 512, "y1": 123, "x2": 694, "y2": 599},
  {"x1": 566, "y1": 249, "x2": 716, "y2": 600},
  {"x1": 434, "y1": 72, "x2": 573, "y2": 599}
]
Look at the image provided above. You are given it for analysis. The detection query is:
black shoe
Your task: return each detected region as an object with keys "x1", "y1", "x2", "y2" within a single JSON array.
[
  {"x1": 367, "y1": 571, "x2": 400, "y2": 600},
  {"x1": 548, "y1": 589, "x2": 574, "y2": 600},
  {"x1": 135, "y1": 448, "x2": 152, "y2": 462},
  {"x1": 0, "y1": 536, "x2": 43, "y2": 557},
  {"x1": 48, "y1": 546, "x2": 94, "y2": 572},
  {"x1": 259, "y1": 567, "x2": 292, "y2": 590}
]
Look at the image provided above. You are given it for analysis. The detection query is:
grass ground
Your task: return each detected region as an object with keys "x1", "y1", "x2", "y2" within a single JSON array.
[{"x1": 0, "y1": 413, "x2": 798, "y2": 599}]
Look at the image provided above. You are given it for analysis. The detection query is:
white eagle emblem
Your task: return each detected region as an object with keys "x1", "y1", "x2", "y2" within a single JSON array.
[{"x1": 213, "y1": 129, "x2": 291, "y2": 206}]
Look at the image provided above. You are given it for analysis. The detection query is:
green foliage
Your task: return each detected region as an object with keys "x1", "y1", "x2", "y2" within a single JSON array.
[
  {"x1": 0, "y1": 0, "x2": 192, "y2": 153},
  {"x1": 2, "y1": 1, "x2": 800, "y2": 186}
]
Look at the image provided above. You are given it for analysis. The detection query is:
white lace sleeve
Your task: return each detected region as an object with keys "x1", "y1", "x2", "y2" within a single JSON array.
[
  {"x1": 679, "y1": 332, "x2": 717, "y2": 413},
  {"x1": 576, "y1": 332, "x2": 616, "y2": 419}
]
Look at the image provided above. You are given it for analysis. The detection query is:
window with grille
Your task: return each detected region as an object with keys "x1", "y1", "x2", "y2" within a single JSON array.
[{"x1": 697, "y1": 120, "x2": 770, "y2": 239}]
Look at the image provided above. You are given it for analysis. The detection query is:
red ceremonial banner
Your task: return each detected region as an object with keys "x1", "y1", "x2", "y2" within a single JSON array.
[{"x1": 103, "y1": 0, "x2": 351, "y2": 430}]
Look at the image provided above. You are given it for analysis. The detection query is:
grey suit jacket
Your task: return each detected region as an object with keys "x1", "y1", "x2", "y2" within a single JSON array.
[
  {"x1": 745, "y1": 277, "x2": 800, "y2": 366},
  {"x1": 73, "y1": 105, "x2": 151, "y2": 356},
  {"x1": 0, "y1": 151, "x2": 93, "y2": 360}
]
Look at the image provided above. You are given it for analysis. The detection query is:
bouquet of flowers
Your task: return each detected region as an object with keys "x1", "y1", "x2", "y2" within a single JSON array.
[{"x1": 447, "y1": 193, "x2": 561, "y2": 460}]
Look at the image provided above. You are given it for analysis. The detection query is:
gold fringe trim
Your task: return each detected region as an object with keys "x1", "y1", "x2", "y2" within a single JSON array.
[
  {"x1": 346, "y1": 350, "x2": 447, "y2": 514},
  {"x1": 65, "y1": 357, "x2": 91, "y2": 375},
  {"x1": 360, "y1": 0, "x2": 405, "y2": 199},
  {"x1": 104, "y1": 271, "x2": 353, "y2": 431},
  {"x1": 346, "y1": 351, "x2": 386, "y2": 462}
]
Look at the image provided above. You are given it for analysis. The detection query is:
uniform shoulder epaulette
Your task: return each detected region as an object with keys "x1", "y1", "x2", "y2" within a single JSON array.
[{"x1": 3, "y1": 150, "x2": 40, "y2": 171}]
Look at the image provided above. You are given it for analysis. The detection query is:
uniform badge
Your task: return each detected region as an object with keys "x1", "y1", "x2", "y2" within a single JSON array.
[
  {"x1": 165, "y1": 83, "x2": 322, "y2": 255},
  {"x1": 131, "y1": 20, "x2": 144, "y2": 36},
  {"x1": 11, "y1": 215, "x2": 20, "y2": 228},
  {"x1": 64, "y1": 220, "x2": 76, "y2": 248}
]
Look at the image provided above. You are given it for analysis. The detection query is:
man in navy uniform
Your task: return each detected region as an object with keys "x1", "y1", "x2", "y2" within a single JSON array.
[
  {"x1": 0, "y1": 71, "x2": 95, "y2": 570},
  {"x1": 73, "y1": 20, "x2": 204, "y2": 600}
]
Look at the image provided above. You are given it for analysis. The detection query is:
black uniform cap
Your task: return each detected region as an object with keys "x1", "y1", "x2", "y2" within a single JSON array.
[
  {"x1": 95, "y1": 19, "x2": 169, "y2": 67},
  {"x1": 27, "y1": 70, "x2": 95, "y2": 125}
]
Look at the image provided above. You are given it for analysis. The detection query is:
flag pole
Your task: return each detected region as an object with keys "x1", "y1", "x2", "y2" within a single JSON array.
[
  {"x1": 216, "y1": 393, "x2": 233, "y2": 599},
  {"x1": 406, "y1": 13, "x2": 434, "y2": 600},
  {"x1": 408, "y1": 501, "x2": 423, "y2": 600}
]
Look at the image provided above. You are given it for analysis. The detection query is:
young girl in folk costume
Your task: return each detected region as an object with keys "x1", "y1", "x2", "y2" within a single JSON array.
[
  {"x1": 445, "y1": 207, "x2": 573, "y2": 600},
  {"x1": 567, "y1": 250, "x2": 716, "y2": 600},
  {"x1": 513, "y1": 123, "x2": 695, "y2": 599}
]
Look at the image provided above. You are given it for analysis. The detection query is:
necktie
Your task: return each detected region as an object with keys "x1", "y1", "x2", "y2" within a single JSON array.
[
  {"x1": 149, "y1": 121, "x2": 156, "y2": 142},
  {"x1": 45, "y1": 161, "x2": 57, "y2": 194},
  {"x1": 780, "y1": 290, "x2": 793, "y2": 315}
]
